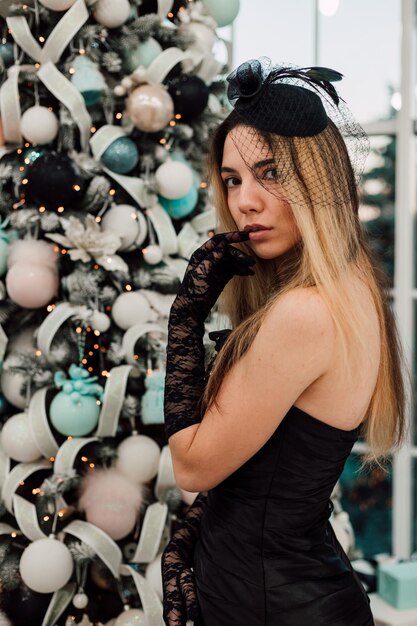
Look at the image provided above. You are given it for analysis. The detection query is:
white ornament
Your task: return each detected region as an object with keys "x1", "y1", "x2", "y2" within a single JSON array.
[
  {"x1": 145, "y1": 554, "x2": 163, "y2": 600},
  {"x1": 73, "y1": 591, "x2": 89, "y2": 609},
  {"x1": 19, "y1": 537, "x2": 74, "y2": 593},
  {"x1": 116, "y1": 434, "x2": 161, "y2": 483},
  {"x1": 121, "y1": 76, "x2": 134, "y2": 90},
  {"x1": 20, "y1": 106, "x2": 59, "y2": 145},
  {"x1": 114, "y1": 84, "x2": 127, "y2": 97},
  {"x1": 111, "y1": 291, "x2": 153, "y2": 330},
  {"x1": 155, "y1": 160, "x2": 193, "y2": 200},
  {"x1": 91, "y1": 310, "x2": 111, "y2": 333},
  {"x1": 0, "y1": 411, "x2": 42, "y2": 463},
  {"x1": 93, "y1": 0, "x2": 131, "y2": 28},
  {"x1": 101, "y1": 204, "x2": 140, "y2": 251},
  {"x1": 142, "y1": 245, "x2": 163, "y2": 265},
  {"x1": 115, "y1": 608, "x2": 147, "y2": 626},
  {"x1": 179, "y1": 21, "x2": 216, "y2": 54},
  {"x1": 39, "y1": 0, "x2": 75, "y2": 9}
]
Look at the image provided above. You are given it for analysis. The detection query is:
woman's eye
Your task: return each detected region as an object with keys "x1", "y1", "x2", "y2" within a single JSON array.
[
  {"x1": 263, "y1": 168, "x2": 277, "y2": 181},
  {"x1": 223, "y1": 176, "x2": 240, "y2": 188}
]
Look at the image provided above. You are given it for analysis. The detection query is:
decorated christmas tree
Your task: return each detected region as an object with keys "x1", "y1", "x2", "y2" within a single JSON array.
[{"x1": 0, "y1": 0, "x2": 240, "y2": 624}]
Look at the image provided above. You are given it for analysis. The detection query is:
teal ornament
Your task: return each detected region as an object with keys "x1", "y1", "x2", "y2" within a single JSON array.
[
  {"x1": 202, "y1": 0, "x2": 240, "y2": 26},
  {"x1": 101, "y1": 137, "x2": 139, "y2": 174},
  {"x1": 0, "y1": 42, "x2": 14, "y2": 68},
  {"x1": 70, "y1": 55, "x2": 107, "y2": 107},
  {"x1": 159, "y1": 185, "x2": 199, "y2": 219},
  {"x1": 50, "y1": 363, "x2": 104, "y2": 436},
  {"x1": 141, "y1": 368, "x2": 165, "y2": 425},
  {"x1": 123, "y1": 36, "x2": 162, "y2": 73}
]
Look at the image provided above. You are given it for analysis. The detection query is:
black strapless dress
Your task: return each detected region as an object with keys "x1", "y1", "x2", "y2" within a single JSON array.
[{"x1": 193, "y1": 405, "x2": 374, "y2": 625}]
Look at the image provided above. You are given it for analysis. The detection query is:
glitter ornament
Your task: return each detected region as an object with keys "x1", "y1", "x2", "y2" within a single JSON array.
[
  {"x1": 73, "y1": 591, "x2": 89, "y2": 609},
  {"x1": 111, "y1": 291, "x2": 153, "y2": 330},
  {"x1": 101, "y1": 204, "x2": 140, "y2": 251},
  {"x1": 93, "y1": 0, "x2": 131, "y2": 28},
  {"x1": 39, "y1": 0, "x2": 76, "y2": 9},
  {"x1": 202, "y1": 0, "x2": 240, "y2": 26},
  {"x1": 116, "y1": 434, "x2": 161, "y2": 484},
  {"x1": 155, "y1": 160, "x2": 193, "y2": 200},
  {"x1": 142, "y1": 244, "x2": 163, "y2": 265},
  {"x1": 126, "y1": 85, "x2": 174, "y2": 133},
  {"x1": 0, "y1": 411, "x2": 42, "y2": 462},
  {"x1": 20, "y1": 105, "x2": 59, "y2": 145},
  {"x1": 101, "y1": 137, "x2": 139, "y2": 174},
  {"x1": 114, "y1": 607, "x2": 147, "y2": 626},
  {"x1": 19, "y1": 537, "x2": 74, "y2": 593}
]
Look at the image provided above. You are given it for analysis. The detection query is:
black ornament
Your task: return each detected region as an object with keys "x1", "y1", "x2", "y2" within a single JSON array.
[
  {"x1": 168, "y1": 74, "x2": 210, "y2": 121},
  {"x1": 138, "y1": 0, "x2": 188, "y2": 21},
  {"x1": 24, "y1": 151, "x2": 84, "y2": 209}
]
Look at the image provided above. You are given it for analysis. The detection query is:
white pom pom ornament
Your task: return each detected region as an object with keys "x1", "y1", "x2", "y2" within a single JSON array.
[
  {"x1": 155, "y1": 160, "x2": 193, "y2": 199},
  {"x1": 111, "y1": 291, "x2": 153, "y2": 330}
]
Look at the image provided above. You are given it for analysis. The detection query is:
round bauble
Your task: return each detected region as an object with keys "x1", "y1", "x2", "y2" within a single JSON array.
[
  {"x1": 0, "y1": 42, "x2": 14, "y2": 68},
  {"x1": 101, "y1": 204, "x2": 140, "y2": 251},
  {"x1": 91, "y1": 310, "x2": 111, "y2": 333},
  {"x1": 25, "y1": 151, "x2": 83, "y2": 209},
  {"x1": 159, "y1": 185, "x2": 198, "y2": 219},
  {"x1": 142, "y1": 244, "x2": 163, "y2": 265},
  {"x1": 123, "y1": 37, "x2": 162, "y2": 73},
  {"x1": 1, "y1": 367, "x2": 27, "y2": 410},
  {"x1": 116, "y1": 434, "x2": 160, "y2": 484},
  {"x1": 19, "y1": 537, "x2": 73, "y2": 593},
  {"x1": 73, "y1": 592, "x2": 88, "y2": 609},
  {"x1": 39, "y1": 0, "x2": 76, "y2": 9},
  {"x1": 155, "y1": 160, "x2": 193, "y2": 200},
  {"x1": 93, "y1": 0, "x2": 131, "y2": 28},
  {"x1": 20, "y1": 105, "x2": 59, "y2": 146},
  {"x1": 115, "y1": 608, "x2": 146, "y2": 626},
  {"x1": 0, "y1": 412, "x2": 42, "y2": 463},
  {"x1": 0, "y1": 239, "x2": 8, "y2": 276},
  {"x1": 101, "y1": 137, "x2": 139, "y2": 174},
  {"x1": 50, "y1": 391, "x2": 100, "y2": 437},
  {"x1": 71, "y1": 55, "x2": 107, "y2": 107},
  {"x1": 179, "y1": 21, "x2": 216, "y2": 55},
  {"x1": 168, "y1": 74, "x2": 209, "y2": 121},
  {"x1": 6, "y1": 264, "x2": 58, "y2": 308},
  {"x1": 202, "y1": 0, "x2": 240, "y2": 26},
  {"x1": 111, "y1": 291, "x2": 152, "y2": 330},
  {"x1": 126, "y1": 85, "x2": 174, "y2": 133},
  {"x1": 145, "y1": 554, "x2": 163, "y2": 600}
]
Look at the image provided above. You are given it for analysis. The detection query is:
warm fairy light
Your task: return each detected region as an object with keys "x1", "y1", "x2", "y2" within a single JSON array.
[
  {"x1": 21, "y1": 178, "x2": 28, "y2": 185},
  {"x1": 105, "y1": 305, "x2": 111, "y2": 311},
  {"x1": 24, "y1": 143, "x2": 30, "y2": 148},
  {"x1": 22, "y1": 4, "x2": 28, "y2": 9},
  {"x1": 53, "y1": 245, "x2": 59, "y2": 252},
  {"x1": 57, "y1": 206, "x2": 65, "y2": 213},
  {"x1": 61, "y1": 249, "x2": 67, "y2": 254},
  {"x1": 39, "y1": 206, "x2": 46, "y2": 213},
  {"x1": 200, "y1": 182, "x2": 207, "y2": 188},
  {"x1": 43, "y1": 515, "x2": 49, "y2": 522},
  {"x1": 58, "y1": 511, "x2": 64, "y2": 517},
  {"x1": 35, "y1": 349, "x2": 42, "y2": 356},
  {"x1": 69, "y1": 67, "x2": 75, "y2": 75},
  {"x1": 17, "y1": 148, "x2": 23, "y2": 154},
  {"x1": 73, "y1": 184, "x2": 81, "y2": 191},
  {"x1": 167, "y1": 11, "x2": 174, "y2": 17},
  {"x1": 96, "y1": 400, "x2": 101, "y2": 406},
  {"x1": 160, "y1": 138, "x2": 167, "y2": 145},
  {"x1": 101, "y1": 370, "x2": 110, "y2": 377},
  {"x1": 39, "y1": 36, "x2": 45, "y2": 43},
  {"x1": 88, "y1": 366, "x2": 93, "y2": 372},
  {"x1": 125, "y1": 284, "x2": 132, "y2": 291},
  {"x1": 93, "y1": 264, "x2": 99, "y2": 270},
  {"x1": 67, "y1": 436, "x2": 73, "y2": 440},
  {"x1": 79, "y1": 48, "x2": 86, "y2": 55},
  {"x1": 11, "y1": 532, "x2": 17, "y2": 538},
  {"x1": 49, "y1": 456, "x2": 55, "y2": 462},
  {"x1": 86, "y1": 327, "x2": 91, "y2": 332},
  {"x1": 89, "y1": 463, "x2": 95, "y2": 469},
  {"x1": 32, "y1": 488, "x2": 40, "y2": 495},
  {"x1": 115, "y1": 112, "x2": 123, "y2": 120},
  {"x1": 19, "y1": 481, "x2": 24, "y2": 486},
  {"x1": 47, "y1": 304, "x2": 56, "y2": 312},
  {"x1": 39, "y1": 491, "x2": 44, "y2": 496},
  {"x1": 109, "y1": 189, "x2": 116, "y2": 196},
  {"x1": 24, "y1": 158, "x2": 30, "y2": 164},
  {"x1": 48, "y1": 107, "x2": 53, "y2": 112},
  {"x1": 94, "y1": 344, "x2": 99, "y2": 350},
  {"x1": 208, "y1": 230, "x2": 215, "y2": 237},
  {"x1": 35, "y1": 63, "x2": 40, "y2": 69},
  {"x1": 134, "y1": 354, "x2": 139, "y2": 360},
  {"x1": 19, "y1": 166, "x2": 25, "y2": 172},
  {"x1": 81, "y1": 456, "x2": 88, "y2": 462},
  {"x1": 90, "y1": 127, "x2": 97, "y2": 133},
  {"x1": 169, "y1": 120, "x2": 176, "y2": 127},
  {"x1": 95, "y1": 216, "x2": 101, "y2": 223},
  {"x1": 175, "y1": 113, "x2": 182, "y2": 119},
  {"x1": 88, "y1": 351, "x2": 93, "y2": 356},
  {"x1": 81, "y1": 358, "x2": 87, "y2": 365},
  {"x1": 94, "y1": 329, "x2": 100, "y2": 336},
  {"x1": 76, "y1": 326, "x2": 83, "y2": 334}
]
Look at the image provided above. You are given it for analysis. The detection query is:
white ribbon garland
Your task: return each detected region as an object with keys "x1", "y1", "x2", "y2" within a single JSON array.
[
  {"x1": 0, "y1": 523, "x2": 17, "y2": 535},
  {"x1": 191, "y1": 208, "x2": 216, "y2": 233},
  {"x1": 147, "y1": 203, "x2": 178, "y2": 255},
  {"x1": 154, "y1": 445, "x2": 176, "y2": 501},
  {"x1": 130, "y1": 502, "x2": 167, "y2": 564},
  {"x1": 0, "y1": 445, "x2": 10, "y2": 490},
  {"x1": 1, "y1": 459, "x2": 51, "y2": 513},
  {"x1": 122, "y1": 323, "x2": 167, "y2": 366},
  {"x1": 28, "y1": 387, "x2": 60, "y2": 459},
  {"x1": 41, "y1": 582, "x2": 77, "y2": 626},
  {"x1": 13, "y1": 494, "x2": 46, "y2": 541},
  {"x1": 95, "y1": 364, "x2": 133, "y2": 437},
  {"x1": 65, "y1": 519, "x2": 122, "y2": 578},
  {"x1": 0, "y1": 324, "x2": 8, "y2": 366},
  {"x1": 146, "y1": 47, "x2": 202, "y2": 85},
  {"x1": 157, "y1": 0, "x2": 174, "y2": 18},
  {"x1": 119, "y1": 564, "x2": 164, "y2": 626},
  {"x1": 37, "y1": 302, "x2": 82, "y2": 358},
  {"x1": 53, "y1": 437, "x2": 98, "y2": 475},
  {"x1": 0, "y1": 65, "x2": 22, "y2": 143}
]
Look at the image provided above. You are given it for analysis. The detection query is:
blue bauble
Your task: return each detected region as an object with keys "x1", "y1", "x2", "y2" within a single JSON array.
[
  {"x1": 101, "y1": 137, "x2": 139, "y2": 174},
  {"x1": 0, "y1": 42, "x2": 14, "y2": 68},
  {"x1": 50, "y1": 391, "x2": 100, "y2": 436},
  {"x1": 71, "y1": 55, "x2": 106, "y2": 107},
  {"x1": 0, "y1": 239, "x2": 8, "y2": 277},
  {"x1": 141, "y1": 369, "x2": 165, "y2": 425},
  {"x1": 123, "y1": 36, "x2": 162, "y2": 73},
  {"x1": 159, "y1": 185, "x2": 199, "y2": 219}
]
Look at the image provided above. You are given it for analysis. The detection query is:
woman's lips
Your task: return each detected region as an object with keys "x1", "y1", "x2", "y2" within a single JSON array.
[{"x1": 248, "y1": 228, "x2": 271, "y2": 241}]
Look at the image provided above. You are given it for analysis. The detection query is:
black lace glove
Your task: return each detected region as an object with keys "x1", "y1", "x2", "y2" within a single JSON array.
[
  {"x1": 161, "y1": 492, "x2": 208, "y2": 626},
  {"x1": 164, "y1": 231, "x2": 255, "y2": 439}
]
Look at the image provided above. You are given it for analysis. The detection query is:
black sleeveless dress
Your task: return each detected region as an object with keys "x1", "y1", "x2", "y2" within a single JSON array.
[{"x1": 193, "y1": 405, "x2": 374, "y2": 625}]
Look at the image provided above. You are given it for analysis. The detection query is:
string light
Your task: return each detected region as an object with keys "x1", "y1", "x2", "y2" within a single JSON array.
[
  {"x1": 90, "y1": 126, "x2": 97, "y2": 133},
  {"x1": 69, "y1": 67, "x2": 75, "y2": 75},
  {"x1": 21, "y1": 178, "x2": 28, "y2": 185},
  {"x1": 175, "y1": 113, "x2": 182, "y2": 120},
  {"x1": 160, "y1": 138, "x2": 167, "y2": 145},
  {"x1": 43, "y1": 515, "x2": 49, "y2": 522},
  {"x1": 81, "y1": 358, "x2": 87, "y2": 365},
  {"x1": 125, "y1": 284, "x2": 132, "y2": 291},
  {"x1": 17, "y1": 148, "x2": 23, "y2": 155},
  {"x1": 76, "y1": 327, "x2": 83, "y2": 334},
  {"x1": 109, "y1": 189, "x2": 116, "y2": 196},
  {"x1": 11, "y1": 532, "x2": 17, "y2": 538},
  {"x1": 169, "y1": 120, "x2": 176, "y2": 127},
  {"x1": 94, "y1": 330, "x2": 100, "y2": 337},
  {"x1": 115, "y1": 112, "x2": 123, "y2": 120},
  {"x1": 49, "y1": 456, "x2": 55, "y2": 462},
  {"x1": 35, "y1": 349, "x2": 42, "y2": 357},
  {"x1": 81, "y1": 456, "x2": 88, "y2": 462},
  {"x1": 79, "y1": 48, "x2": 86, "y2": 55},
  {"x1": 200, "y1": 182, "x2": 208, "y2": 189},
  {"x1": 39, "y1": 36, "x2": 45, "y2": 43},
  {"x1": 73, "y1": 184, "x2": 81, "y2": 191},
  {"x1": 57, "y1": 206, "x2": 65, "y2": 213},
  {"x1": 95, "y1": 216, "x2": 101, "y2": 223},
  {"x1": 35, "y1": 63, "x2": 40, "y2": 69},
  {"x1": 89, "y1": 463, "x2": 95, "y2": 469},
  {"x1": 47, "y1": 304, "x2": 56, "y2": 312},
  {"x1": 24, "y1": 143, "x2": 30, "y2": 148},
  {"x1": 19, "y1": 480, "x2": 24, "y2": 486},
  {"x1": 39, "y1": 206, "x2": 46, "y2": 213},
  {"x1": 19, "y1": 166, "x2": 25, "y2": 172}
]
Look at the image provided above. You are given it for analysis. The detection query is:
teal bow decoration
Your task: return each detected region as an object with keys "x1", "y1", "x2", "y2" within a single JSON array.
[{"x1": 54, "y1": 363, "x2": 104, "y2": 403}]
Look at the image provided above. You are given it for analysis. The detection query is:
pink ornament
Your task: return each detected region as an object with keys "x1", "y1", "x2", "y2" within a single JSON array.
[
  {"x1": 126, "y1": 85, "x2": 174, "y2": 133},
  {"x1": 6, "y1": 264, "x2": 59, "y2": 308},
  {"x1": 78, "y1": 468, "x2": 144, "y2": 540}
]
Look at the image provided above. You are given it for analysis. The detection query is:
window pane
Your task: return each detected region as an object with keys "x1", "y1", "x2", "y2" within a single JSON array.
[
  {"x1": 339, "y1": 454, "x2": 392, "y2": 558},
  {"x1": 359, "y1": 135, "x2": 395, "y2": 286}
]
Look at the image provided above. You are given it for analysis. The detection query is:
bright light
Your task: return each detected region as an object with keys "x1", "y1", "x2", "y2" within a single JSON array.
[{"x1": 319, "y1": 0, "x2": 340, "y2": 17}]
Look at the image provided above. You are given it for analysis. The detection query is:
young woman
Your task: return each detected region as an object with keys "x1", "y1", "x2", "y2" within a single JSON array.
[{"x1": 161, "y1": 59, "x2": 406, "y2": 626}]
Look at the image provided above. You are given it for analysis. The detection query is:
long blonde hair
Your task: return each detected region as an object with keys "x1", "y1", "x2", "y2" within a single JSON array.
[{"x1": 202, "y1": 111, "x2": 406, "y2": 461}]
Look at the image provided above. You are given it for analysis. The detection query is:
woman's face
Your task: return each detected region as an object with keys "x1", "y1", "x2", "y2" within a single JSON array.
[{"x1": 220, "y1": 127, "x2": 300, "y2": 260}]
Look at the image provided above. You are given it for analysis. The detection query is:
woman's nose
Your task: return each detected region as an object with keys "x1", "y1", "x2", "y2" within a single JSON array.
[{"x1": 237, "y1": 180, "x2": 263, "y2": 213}]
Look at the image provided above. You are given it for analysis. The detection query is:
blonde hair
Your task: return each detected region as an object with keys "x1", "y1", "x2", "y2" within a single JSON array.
[{"x1": 202, "y1": 112, "x2": 406, "y2": 462}]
